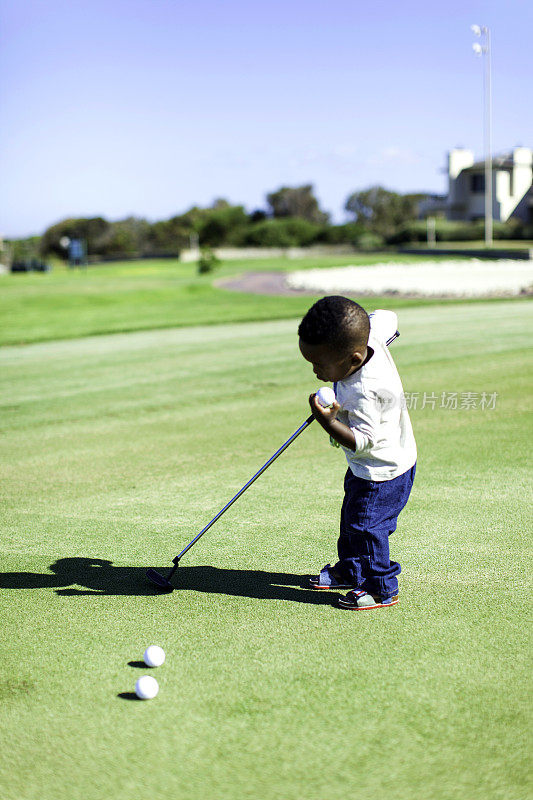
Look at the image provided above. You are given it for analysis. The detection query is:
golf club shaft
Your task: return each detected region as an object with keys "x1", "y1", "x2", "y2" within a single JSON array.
[
  {"x1": 171, "y1": 332, "x2": 399, "y2": 567},
  {"x1": 172, "y1": 414, "x2": 315, "y2": 565}
]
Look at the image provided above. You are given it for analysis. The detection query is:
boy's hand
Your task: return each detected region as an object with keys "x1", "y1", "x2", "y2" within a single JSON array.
[
  {"x1": 309, "y1": 393, "x2": 340, "y2": 425},
  {"x1": 308, "y1": 394, "x2": 356, "y2": 451}
]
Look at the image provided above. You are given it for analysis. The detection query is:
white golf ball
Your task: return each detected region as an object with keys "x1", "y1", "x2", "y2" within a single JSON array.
[
  {"x1": 135, "y1": 675, "x2": 159, "y2": 700},
  {"x1": 316, "y1": 386, "x2": 336, "y2": 408},
  {"x1": 143, "y1": 645, "x2": 165, "y2": 668}
]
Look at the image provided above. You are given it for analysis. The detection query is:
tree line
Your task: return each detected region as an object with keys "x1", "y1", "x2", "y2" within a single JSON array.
[
  {"x1": 7, "y1": 184, "x2": 530, "y2": 264},
  {"x1": 37, "y1": 185, "x2": 367, "y2": 259}
]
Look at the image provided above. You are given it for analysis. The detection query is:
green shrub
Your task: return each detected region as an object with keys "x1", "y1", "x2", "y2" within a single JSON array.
[
  {"x1": 242, "y1": 217, "x2": 322, "y2": 247},
  {"x1": 387, "y1": 220, "x2": 483, "y2": 244},
  {"x1": 197, "y1": 246, "x2": 221, "y2": 274},
  {"x1": 357, "y1": 231, "x2": 385, "y2": 249},
  {"x1": 315, "y1": 222, "x2": 365, "y2": 245},
  {"x1": 491, "y1": 219, "x2": 525, "y2": 240},
  {"x1": 40, "y1": 217, "x2": 110, "y2": 257},
  {"x1": 199, "y1": 205, "x2": 249, "y2": 247},
  {"x1": 386, "y1": 218, "x2": 531, "y2": 245},
  {"x1": 243, "y1": 220, "x2": 292, "y2": 247},
  {"x1": 145, "y1": 218, "x2": 189, "y2": 254},
  {"x1": 6, "y1": 236, "x2": 41, "y2": 263}
]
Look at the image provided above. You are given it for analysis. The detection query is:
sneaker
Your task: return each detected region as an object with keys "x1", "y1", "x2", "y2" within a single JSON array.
[
  {"x1": 309, "y1": 564, "x2": 356, "y2": 590},
  {"x1": 338, "y1": 590, "x2": 399, "y2": 610}
]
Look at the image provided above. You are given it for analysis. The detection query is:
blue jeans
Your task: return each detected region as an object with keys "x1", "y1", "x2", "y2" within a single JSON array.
[{"x1": 335, "y1": 463, "x2": 416, "y2": 600}]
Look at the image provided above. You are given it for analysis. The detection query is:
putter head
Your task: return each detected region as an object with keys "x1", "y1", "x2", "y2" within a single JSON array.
[{"x1": 146, "y1": 568, "x2": 174, "y2": 592}]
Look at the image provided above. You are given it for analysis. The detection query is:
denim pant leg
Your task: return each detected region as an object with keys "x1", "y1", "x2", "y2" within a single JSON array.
[{"x1": 335, "y1": 464, "x2": 416, "y2": 599}]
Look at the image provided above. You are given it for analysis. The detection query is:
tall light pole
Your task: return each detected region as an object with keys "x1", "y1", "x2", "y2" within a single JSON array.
[{"x1": 471, "y1": 24, "x2": 493, "y2": 247}]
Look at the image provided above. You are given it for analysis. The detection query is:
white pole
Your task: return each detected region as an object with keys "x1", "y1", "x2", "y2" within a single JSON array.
[{"x1": 484, "y1": 27, "x2": 493, "y2": 247}]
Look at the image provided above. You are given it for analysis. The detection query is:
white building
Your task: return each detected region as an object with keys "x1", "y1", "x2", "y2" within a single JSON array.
[{"x1": 421, "y1": 147, "x2": 533, "y2": 223}]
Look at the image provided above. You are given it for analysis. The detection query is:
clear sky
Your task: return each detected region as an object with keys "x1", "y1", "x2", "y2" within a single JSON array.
[{"x1": 1, "y1": 0, "x2": 531, "y2": 237}]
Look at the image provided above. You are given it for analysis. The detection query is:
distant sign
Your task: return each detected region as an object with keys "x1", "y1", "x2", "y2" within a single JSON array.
[
  {"x1": 68, "y1": 238, "x2": 86, "y2": 267},
  {"x1": 69, "y1": 239, "x2": 84, "y2": 260}
]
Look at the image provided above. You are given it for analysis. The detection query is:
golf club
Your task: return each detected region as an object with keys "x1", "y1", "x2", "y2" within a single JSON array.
[
  {"x1": 146, "y1": 413, "x2": 315, "y2": 591},
  {"x1": 146, "y1": 330, "x2": 400, "y2": 592}
]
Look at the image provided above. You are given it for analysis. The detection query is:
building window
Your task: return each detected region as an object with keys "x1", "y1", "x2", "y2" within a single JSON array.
[{"x1": 471, "y1": 174, "x2": 485, "y2": 193}]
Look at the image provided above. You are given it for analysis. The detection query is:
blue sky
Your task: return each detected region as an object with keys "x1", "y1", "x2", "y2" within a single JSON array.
[{"x1": 1, "y1": 0, "x2": 531, "y2": 237}]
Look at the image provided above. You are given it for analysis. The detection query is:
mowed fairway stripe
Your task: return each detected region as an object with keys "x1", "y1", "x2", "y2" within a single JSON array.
[{"x1": 0, "y1": 302, "x2": 531, "y2": 800}]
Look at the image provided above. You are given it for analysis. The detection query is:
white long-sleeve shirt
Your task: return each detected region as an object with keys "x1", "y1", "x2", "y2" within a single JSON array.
[{"x1": 334, "y1": 310, "x2": 417, "y2": 481}]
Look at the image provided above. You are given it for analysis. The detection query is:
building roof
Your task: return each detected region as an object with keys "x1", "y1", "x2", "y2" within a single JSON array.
[
  {"x1": 462, "y1": 151, "x2": 533, "y2": 172},
  {"x1": 463, "y1": 157, "x2": 512, "y2": 172}
]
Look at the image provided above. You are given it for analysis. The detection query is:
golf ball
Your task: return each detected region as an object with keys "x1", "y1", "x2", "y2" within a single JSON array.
[
  {"x1": 143, "y1": 645, "x2": 165, "y2": 668},
  {"x1": 135, "y1": 675, "x2": 159, "y2": 700},
  {"x1": 316, "y1": 386, "x2": 336, "y2": 408}
]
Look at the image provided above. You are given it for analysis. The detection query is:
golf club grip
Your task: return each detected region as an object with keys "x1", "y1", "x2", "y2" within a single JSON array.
[
  {"x1": 173, "y1": 414, "x2": 315, "y2": 563},
  {"x1": 386, "y1": 331, "x2": 400, "y2": 346}
]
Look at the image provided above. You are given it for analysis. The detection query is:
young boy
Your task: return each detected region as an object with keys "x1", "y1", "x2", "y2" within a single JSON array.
[{"x1": 298, "y1": 295, "x2": 417, "y2": 610}]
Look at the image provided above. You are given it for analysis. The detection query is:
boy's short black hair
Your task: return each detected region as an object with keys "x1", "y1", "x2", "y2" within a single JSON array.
[{"x1": 298, "y1": 296, "x2": 370, "y2": 353}]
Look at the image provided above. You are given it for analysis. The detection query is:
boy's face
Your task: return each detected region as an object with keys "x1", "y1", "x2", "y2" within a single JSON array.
[{"x1": 299, "y1": 338, "x2": 366, "y2": 383}]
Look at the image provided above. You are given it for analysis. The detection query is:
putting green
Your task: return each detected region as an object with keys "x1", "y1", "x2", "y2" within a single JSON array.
[{"x1": 0, "y1": 301, "x2": 531, "y2": 800}]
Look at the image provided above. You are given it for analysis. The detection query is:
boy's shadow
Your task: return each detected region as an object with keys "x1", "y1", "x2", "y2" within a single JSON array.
[{"x1": 0, "y1": 557, "x2": 336, "y2": 606}]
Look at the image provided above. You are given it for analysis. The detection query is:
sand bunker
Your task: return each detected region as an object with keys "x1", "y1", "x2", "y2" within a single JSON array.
[{"x1": 286, "y1": 259, "x2": 533, "y2": 297}]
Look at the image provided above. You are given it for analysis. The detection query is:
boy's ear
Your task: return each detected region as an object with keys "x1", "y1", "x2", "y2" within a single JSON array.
[{"x1": 351, "y1": 348, "x2": 366, "y2": 366}]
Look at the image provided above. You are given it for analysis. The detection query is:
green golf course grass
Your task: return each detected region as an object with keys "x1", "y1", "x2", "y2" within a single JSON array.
[
  {"x1": 0, "y1": 253, "x2": 499, "y2": 347},
  {"x1": 1, "y1": 294, "x2": 531, "y2": 799}
]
